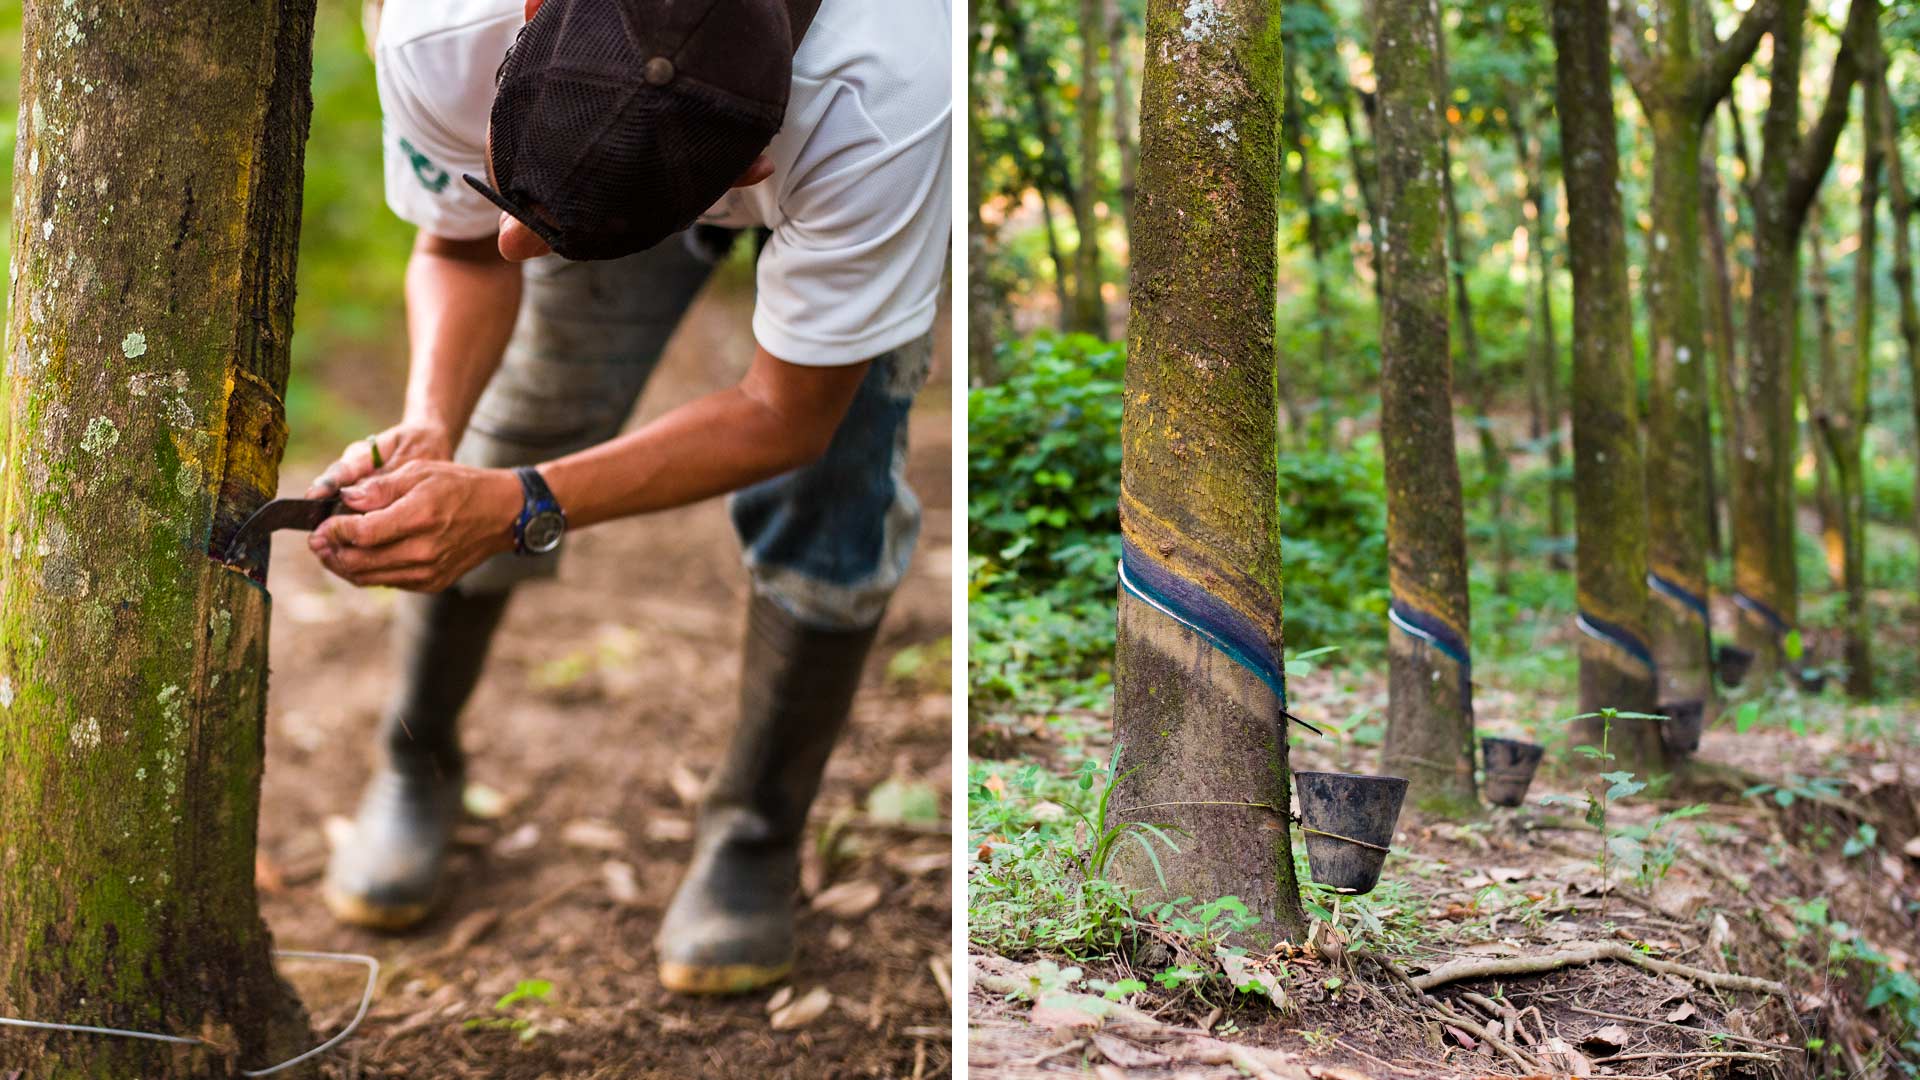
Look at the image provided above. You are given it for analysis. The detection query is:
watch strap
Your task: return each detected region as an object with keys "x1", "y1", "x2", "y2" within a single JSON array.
[{"x1": 512, "y1": 466, "x2": 565, "y2": 555}]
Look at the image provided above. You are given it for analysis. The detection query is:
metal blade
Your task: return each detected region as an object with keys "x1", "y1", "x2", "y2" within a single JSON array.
[{"x1": 222, "y1": 497, "x2": 340, "y2": 577}]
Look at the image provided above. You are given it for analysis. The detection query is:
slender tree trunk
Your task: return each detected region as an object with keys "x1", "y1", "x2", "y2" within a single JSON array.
[
  {"x1": 1622, "y1": 0, "x2": 1768, "y2": 715},
  {"x1": 1435, "y1": 43, "x2": 1511, "y2": 597},
  {"x1": 1732, "y1": 0, "x2": 1863, "y2": 676},
  {"x1": 1549, "y1": 0, "x2": 1662, "y2": 762},
  {"x1": 1339, "y1": 87, "x2": 1385, "y2": 305},
  {"x1": 1702, "y1": 111, "x2": 1740, "y2": 561},
  {"x1": 1284, "y1": 50, "x2": 1338, "y2": 450},
  {"x1": 1513, "y1": 112, "x2": 1570, "y2": 561},
  {"x1": 1113, "y1": 0, "x2": 1306, "y2": 944},
  {"x1": 1875, "y1": 65, "x2": 1920, "y2": 562},
  {"x1": 1805, "y1": 215, "x2": 1845, "y2": 587},
  {"x1": 1107, "y1": 0, "x2": 1139, "y2": 229},
  {"x1": 1818, "y1": 7, "x2": 1880, "y2": 697},
  {"x1": 968, "y1": 0, "x2": 1003, "y2": 383},
  {"x1": 1038, "y1": 188, "x2": 1075, "y2": 330},
  {"x1": 0, "y1": 2, "x2": 317, "y2": 1075},
  {"x1": 1374, "y1": 0, "x2": 1477, "y2": 815},
  {"x1": 1074, "y1": 0, "x2": 1110, "y2": 334},
  {"x1": 998, "y1": 0, "x2": 1080, "y2": 330}
]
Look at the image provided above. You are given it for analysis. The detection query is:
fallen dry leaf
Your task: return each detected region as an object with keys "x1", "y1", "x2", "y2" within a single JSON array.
[
  {"x1": 884, "y1": 848, "x2": 951, "y2": 876},
  {"x1": 442, "y1": 908, "x2": 499, "y2": 952},
  {"x1": 765, "y1": 986, "x2": 794, "y2": 1014},
  {"x1": 1544, "y1": 1035, "x2": 1594, "y2": 1077},
  {"x1": 1905, "y1": 835, "x2": 1920, "y2": 859},
  {"x1": 644, "y1": 817, "x2": 694, "y2": 843},
  {"x1": 322, "y1": 814, "x2": 355, "y2": 852},
  {"x1": 461, "y1": 782, "x2": 510, "y2": 820},
  {"x1": 811, "y1": 879, "x2": 883, "y2": 919},
  {"x1": 601, "y1": 860, "x2": 641, "y2": 906},
  {"x1": 1580, "y1": 1023, "x2": 1633, "y2": 1054},
  {"x1": 1666, "y1": 1001, "x2": 1699, "y2": 1024},
  {"x1": 254, "y1": 852, "x2": 286, "y2": 896},
  {"x1": 668, "y1": 761, "x2": 705, "y2": 808},
  {"x1": 560, "y1": 818, "x2": 628, "y2": 852},
  {"x1": 769, "y1": 986, "x2": 832, "y2": 1030},
  {"x1": 493, "y1": 823, "x2": 541, "y2": 857}
]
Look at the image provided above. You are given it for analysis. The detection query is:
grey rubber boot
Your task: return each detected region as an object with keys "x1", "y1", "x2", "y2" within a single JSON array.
[
  {"x1": 656, "y1": 594, "x2": 879, "y2": 994},
  {"x1": 323, "y1": 586, "x2": 510, "y2": 930}
]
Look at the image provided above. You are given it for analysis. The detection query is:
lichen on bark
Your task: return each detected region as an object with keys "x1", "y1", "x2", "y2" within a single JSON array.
[
  {"x1": 1112, "y1": 0, "x2": 1305, "y2": 943},
  {"x1": 0, "y1": 1, "x2": 318, "y2": 1074},
  {"x1": 1372, "y1": 0, "x2": 1476, "y2": 816},
  {"x1": 1548, "y1": 0, "x2": 1661, "y2": 764}
]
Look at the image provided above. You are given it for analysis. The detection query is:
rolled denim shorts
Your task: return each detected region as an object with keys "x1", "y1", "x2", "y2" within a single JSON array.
[{"x1": 453, "y1": 229, "x2": 930, "y2": 632}]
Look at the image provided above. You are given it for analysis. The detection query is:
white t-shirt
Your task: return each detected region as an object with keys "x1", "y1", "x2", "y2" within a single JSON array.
[{"x1": 375, "y1": 0, "x2": 952, "y2": 367}]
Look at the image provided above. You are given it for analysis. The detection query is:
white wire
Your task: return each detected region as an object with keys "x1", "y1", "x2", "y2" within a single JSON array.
[{"x1": 0, "y1": 949, "x2": 379, "y2": 1077}]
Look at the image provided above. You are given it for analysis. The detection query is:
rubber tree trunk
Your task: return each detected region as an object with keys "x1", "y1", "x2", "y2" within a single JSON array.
[
  {"x1": 968, "y1": 0, "x2": 1003, "y2": 383},
  {"x1": 1806, "y1": 217, "x2": 1846, "y2": 588},
  {"x1": 1074, "y1": 0, "x2": 1110, "y2": 334},
  {"x1": 1875, "y1": 65, "x2": 1920, "y2": 565},
  {"x1": 1112, "y1": 0, "x2": 1306, "y2": 945},
  {"x1": 1438, "y1": 73, "x2": 1512, "y2": 598},
  {"x1": 1549, "y1": 0, "x2": 1661, "y2": 762},
  {"x1": 1374, "y1": 0, "x2": 1477, "y2": 817},
  {"x1": 1732, "y1": 0, "x2": 1862, "y2": 678},
  {"x1": 1107, "y1": 0, "x2": 1140, "y2": 229},
  {"x1": 997, "y1": 0, "x2": 1079, "y2": 328},
  {"x1": 0, "y1": 1, "x2": 317, "y2": 1075},
  {"x1": 1702, "y1": 108, "x2": 1741, "y2": 562},
  {"x1": 1817, "y1": 6, "x2": 1879, "y2": 698},
  {"x1": 1622, "y1": 0, "x2": 1768, "y2": 716},
  {"x1": 1282, "y1": 48, "x2": 1336, "y2": 449},
  {"x1": 1511, "y1": 110, "x2": 1569, "y2": 562}
]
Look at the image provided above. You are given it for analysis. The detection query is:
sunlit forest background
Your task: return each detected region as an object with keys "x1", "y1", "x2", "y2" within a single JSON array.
[{"x1": 967, "y1": 0, "x2": 1920, "y2": 740}]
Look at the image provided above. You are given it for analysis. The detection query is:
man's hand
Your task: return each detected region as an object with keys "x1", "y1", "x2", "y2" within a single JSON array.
[
  {"x1": 305, "y1": 422, "x2": 455, "y2": 498},
  {"x1": 309, "y1": 460, "x2": 522, "y2": 592}
]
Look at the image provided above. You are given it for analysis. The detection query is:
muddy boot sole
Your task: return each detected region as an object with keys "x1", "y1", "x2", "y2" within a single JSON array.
[
  {"x1": 322, "y1": 882, "x2": 437, "y2": 932},
  {"x1": 657, "y1": 957, "x2": 794, "y2": 996}
]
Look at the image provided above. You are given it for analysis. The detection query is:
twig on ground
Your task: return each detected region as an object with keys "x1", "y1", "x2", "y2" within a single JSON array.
[
  {"x1": 1593, "y1": 1048, "x2": 1784, "y2": 1065},
  {"x1": 1330, "y1": 1036, "x2": 1432, "y2": 1077},
  {"x1": 1563, "y1": 1004, "x2": 1801, "y2": 1052},
  {"x1": 1408, "y1": 941, "x2": 1790, "y2": 1000},
  {"x1": 1016, "y1": 1038, "x2": 1088, "y2": 1067},
  {"x1": 1355, "y1": 951, "x2": 1547, "y2": 1075}
]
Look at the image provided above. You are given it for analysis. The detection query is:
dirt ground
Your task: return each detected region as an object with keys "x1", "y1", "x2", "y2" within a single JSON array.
[
  {"x1": 968, "y1": 672, "x2": 1920, "y2": 1079},
  {"x1": 254, "y1": 281, "x2": 954, "y2": 1079}
]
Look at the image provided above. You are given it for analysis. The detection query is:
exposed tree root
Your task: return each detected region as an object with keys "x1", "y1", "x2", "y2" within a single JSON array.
[{"x1": 1407, "y1": 941, "x2": 1790, "y2": 1000}]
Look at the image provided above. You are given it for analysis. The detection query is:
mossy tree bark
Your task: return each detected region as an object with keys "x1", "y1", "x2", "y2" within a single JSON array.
[
  {"x1": 1548, "y1": 0, "x2": 1661, "y2": 762},
  {"x1": 1617, "y1": 0, "x2": 1772, "y2": 716},
  {"x1": 1373, "y1": 0, "x2": 1476, "y2": 817},
  {"x1": 1814, "y1": 1, "x2": 1880, "y2": 697},
  {"x1": 0, "y1": 1, "x2": 318, "y2": 1076},
  {"x1": 1113, "y1": 0, "x2": 1306, "y2": 945},
  {"x1": 1730, "y1": 0, "x2": 1863, "y2": 678}
]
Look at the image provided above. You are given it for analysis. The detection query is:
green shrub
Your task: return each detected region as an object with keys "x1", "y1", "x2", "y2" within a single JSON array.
[{"x1": 969, "y1": 333, "x2": 1125, "y2": 602}]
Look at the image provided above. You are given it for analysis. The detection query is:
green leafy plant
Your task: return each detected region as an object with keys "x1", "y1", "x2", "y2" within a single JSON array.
[
  {"x1": 464, "y1": 978, "x2": 555, "y2": 1044},
  {"x1": 1537, "y1": 708, "x2": 1667, "y2": 916}
]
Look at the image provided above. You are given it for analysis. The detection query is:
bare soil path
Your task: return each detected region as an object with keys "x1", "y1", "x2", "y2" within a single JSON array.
[{"x1": 257, "y1": 283, "x2": 954, "y2": 1079}]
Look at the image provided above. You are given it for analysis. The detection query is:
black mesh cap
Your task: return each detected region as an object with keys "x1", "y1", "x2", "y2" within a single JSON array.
[{"x1": 464, "y1": 0, "x2": 819, "y2": 261}]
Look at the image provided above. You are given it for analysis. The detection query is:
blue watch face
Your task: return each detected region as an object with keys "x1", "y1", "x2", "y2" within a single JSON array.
[{"x1": 522, "y1": 510, "x2": 566, "y2": 554}]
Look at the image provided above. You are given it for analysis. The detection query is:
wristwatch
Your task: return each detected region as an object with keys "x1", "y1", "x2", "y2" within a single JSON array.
[{"x1": 511, "y1": 466, "x2": 567, "y2": 555}]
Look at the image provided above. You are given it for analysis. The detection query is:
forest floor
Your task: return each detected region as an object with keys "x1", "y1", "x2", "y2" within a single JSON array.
[
  {"x1": 252, "y1": 283, "x2": 954, "y2": 1079},
  {"x1": 968, "y1": 664, "x2": 1920, "y2": 1079}
]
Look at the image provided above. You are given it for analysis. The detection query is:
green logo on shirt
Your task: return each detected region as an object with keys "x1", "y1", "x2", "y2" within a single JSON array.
[{"x1": 399, "y1": 136, "x2": 450, "y2": 194}]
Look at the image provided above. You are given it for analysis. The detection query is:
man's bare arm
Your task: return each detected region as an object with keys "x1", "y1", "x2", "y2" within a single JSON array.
[{"x1": 307, "y1": 230, "x2": 520, "y2": 494}]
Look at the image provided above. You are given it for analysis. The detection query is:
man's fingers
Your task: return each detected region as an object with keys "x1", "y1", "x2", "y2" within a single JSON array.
[
  {"x1": 338, "y1": 463, "x2": 428, "y2": 511},
  {"x1": 319, "y1": 503, "x2": 419, "y2": 550},
  {"x1": 307, "y1": 441, "x2": 376, "y2": 498}
]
